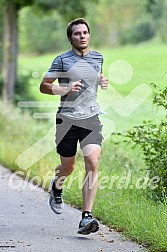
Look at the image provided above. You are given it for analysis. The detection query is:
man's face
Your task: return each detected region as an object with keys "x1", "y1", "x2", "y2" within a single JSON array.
[{"x1": 70, "y1": 24, "x2": 90, "y2": 51}]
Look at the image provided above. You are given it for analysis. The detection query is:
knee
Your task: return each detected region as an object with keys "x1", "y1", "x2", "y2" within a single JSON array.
[{"x1": 86, "y1": 158, "x2": 99, "y2": 173}]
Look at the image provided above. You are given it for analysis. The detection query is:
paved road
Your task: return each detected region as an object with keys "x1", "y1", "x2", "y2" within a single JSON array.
[{"x1": 0, "y1": 165, "x2": 147, "y2": 252}]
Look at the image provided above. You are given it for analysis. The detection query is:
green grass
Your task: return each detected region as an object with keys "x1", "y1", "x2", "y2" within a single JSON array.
[
  {"x1": 1, "y1": 100, "x2": 167, "y2": 251},
  {"x1": 1, "y1": 42, "x2": 167, "y2": 251}
]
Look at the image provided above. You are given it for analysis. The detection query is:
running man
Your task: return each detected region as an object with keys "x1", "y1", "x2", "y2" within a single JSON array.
[{"x1": 40, "y1": 18, "x2": 108, "y2": 235}]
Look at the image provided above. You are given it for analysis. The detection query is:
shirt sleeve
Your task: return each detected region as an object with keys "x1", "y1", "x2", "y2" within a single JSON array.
[
  {"x1": 101, "y1": 55, "x2": 104, "y2": 73},
  {"x1": 44, "y1": 56, "x2": 62, "y2": 79}
]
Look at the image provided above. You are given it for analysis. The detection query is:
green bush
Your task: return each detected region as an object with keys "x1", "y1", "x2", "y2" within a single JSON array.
[
  {"x1": 13, "y1": 72, "x2": 35, "y2": 103},
  {"x1": 0, "y1": 72, "x2": 36, "y2": 110},
  {"x1": 121, "y1": 16, "x2": 155, "y2": 44},
  {"x1": 124, "y1": 85, "x2": 167, "y2": 199}
]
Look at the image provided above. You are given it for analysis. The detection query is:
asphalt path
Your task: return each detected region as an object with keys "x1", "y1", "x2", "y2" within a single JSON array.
[{"x1": 0, "y1": 165, "x2": 147, "y2": 252}]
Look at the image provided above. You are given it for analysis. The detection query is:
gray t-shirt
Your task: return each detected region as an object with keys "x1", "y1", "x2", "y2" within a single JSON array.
[{"x1": 45, "y1": 50, "x2": 103, "y2": 119}]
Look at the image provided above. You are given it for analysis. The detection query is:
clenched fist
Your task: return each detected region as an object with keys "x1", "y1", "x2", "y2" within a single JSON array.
[{"x1": 98, "y1": 73, "x2": 108, "y2": 90}]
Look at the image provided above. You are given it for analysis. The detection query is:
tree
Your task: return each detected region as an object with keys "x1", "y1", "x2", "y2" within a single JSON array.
[
  {"x1": 1, "y1": 0, "x2": 96, "y2": 100},
  {"x1": 146, "y1": 0, "x2": 164, "y2": 20},
  {"x1": 2, "y1": 0, "x2": 34, "y2": 100},
  {"x1": 0, "y1": 4, "x2": 3, "y2": 70}
]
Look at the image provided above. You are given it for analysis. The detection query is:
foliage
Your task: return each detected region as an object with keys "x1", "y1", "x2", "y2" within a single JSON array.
[
  {"x1": 19, "y1": 0, "x2": 98, "y2": 54},
  {"x1": 121, "y1": 16, "x2": 155, "y2": 44},
  {"x1": 123, "y1": 85, "x2": 167, "y2": 199},
  {"x1": 4, "y1": 0, "x2": 165, "y2": 55},
  {"x1": 0, "y1": 72, "x2": 36, "y2": 106},
  {"x1": 86, "y1": 0, "x2": 148, "y2": 47},
  {"x1": 86, "y1": 0, "x2": 167, "y2": 47},
  {"x1": 2, "y1": 0, "x2": 167, "y2": 59},
  {"x1": 146, "y1": 0, "x2": 167, "y2": 43},
  {"x1": 14, "y1": 73, "x2": 36, "y2": 104},
  {"x1": 1, "y1": 0, "x2": 98, "y2": 101},
  {"x1": 2, "y1": 0, "x2": 34, "y2": 9},
  {"x1": 19, "y1": 7, "x2": 68, "y2": 54},
  {"x1": 146, "y1": 0, "x2": 165, "y2": 20},
  {"x1": 34, "y1": 0, "x2": 96, "y2": 21}
]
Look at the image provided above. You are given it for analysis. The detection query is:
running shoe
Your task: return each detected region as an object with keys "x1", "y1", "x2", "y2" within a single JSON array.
[
  {"x1": 49, "y1": 178, "x2": 64, "y2": 214},
  {"x1": 78, "y1": 213, "x2": 99, "y2": 235}
]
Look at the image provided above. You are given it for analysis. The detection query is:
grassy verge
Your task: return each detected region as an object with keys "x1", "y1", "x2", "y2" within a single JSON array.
[{"x1": 1, "y1": 100, "x2": 167, "y2": 252}]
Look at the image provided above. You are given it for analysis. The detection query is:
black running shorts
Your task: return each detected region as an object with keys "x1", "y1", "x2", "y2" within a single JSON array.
[{"x1": 55, "y1": 114, "x2": 103, "y2": 157}]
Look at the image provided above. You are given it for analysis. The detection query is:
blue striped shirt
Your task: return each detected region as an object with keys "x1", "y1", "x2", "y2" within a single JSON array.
[{"x1": 46, "y1": 50, "x2": 103, "y2": 119}]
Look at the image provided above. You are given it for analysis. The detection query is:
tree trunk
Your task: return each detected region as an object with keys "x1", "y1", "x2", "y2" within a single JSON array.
[{"x1": 2, "y1": 3, "x2": 18, "y2": 100}]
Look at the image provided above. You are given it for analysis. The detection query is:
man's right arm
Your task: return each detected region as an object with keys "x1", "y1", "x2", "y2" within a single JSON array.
[
  {"x1": 39, "y1": 77, "x2": 68, "y2": 96},
  {"x1": 40, "y1": 77, "x2": 84, "y2": 96}
]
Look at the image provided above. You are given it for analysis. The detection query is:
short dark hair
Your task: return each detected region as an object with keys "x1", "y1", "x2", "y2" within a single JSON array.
[{"x1": 67, "y1": 18, "x2": 90, "y2": 40}]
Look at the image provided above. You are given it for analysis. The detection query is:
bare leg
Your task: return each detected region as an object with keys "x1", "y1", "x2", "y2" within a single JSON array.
[
  {"x1": 54, "y1": 155, "x2": 75, "y2": 189},
  {"x1": 49, "y1": 155, "x2": 75, "y2": 214},
  {"x1": 82, "y1": 144, "x2": 101, "y2": 212}
]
